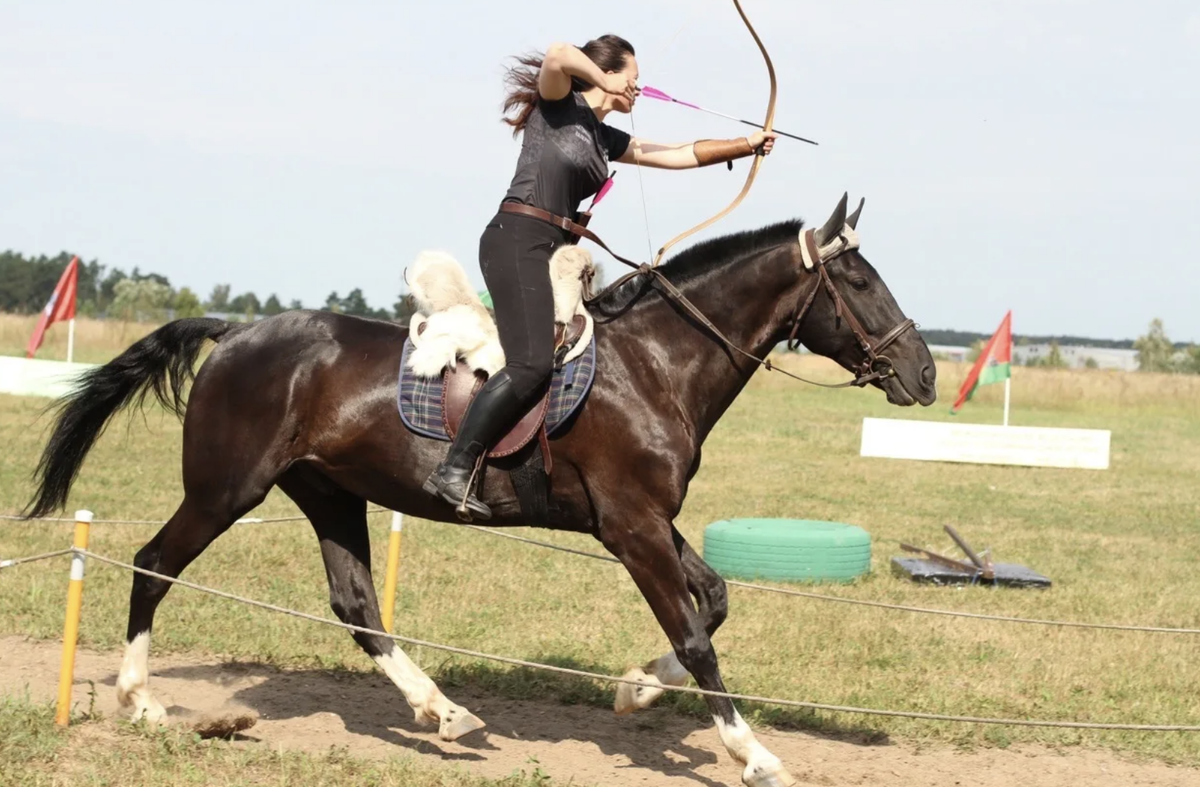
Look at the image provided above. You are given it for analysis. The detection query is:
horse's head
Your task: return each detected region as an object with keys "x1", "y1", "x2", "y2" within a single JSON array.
[{"x1": 788, "y1": 194, "x2": 937, "y2": 407}]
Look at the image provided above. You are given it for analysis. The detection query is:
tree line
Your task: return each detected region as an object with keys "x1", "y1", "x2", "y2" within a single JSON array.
[
  {"x1": 4, "y1": 251, "x2": 1198, "y2": 373},
  {"x1": 944, "y1": 318, "x2": 1198, "y2": 374},
  {"x1": 920, "y1": 327, "x2": 1187, "y2": 352},
  {"x1": 0, "y1": 250, "x2": 415, "y2": 323},
  {"x1": 1133, "y1": 319, "x2": 1200, "y2": 374}
]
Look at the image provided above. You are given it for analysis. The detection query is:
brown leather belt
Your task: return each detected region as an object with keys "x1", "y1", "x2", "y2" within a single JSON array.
[
  {"x1": 498, "y1": 202, "x2": 588, "y2": 236},
  {"x1": 496, "y1": 201, "x2": 600, "y2": 250},
  {"x1": 497, "y1": 202, "x2": 644, "y2": 267}
]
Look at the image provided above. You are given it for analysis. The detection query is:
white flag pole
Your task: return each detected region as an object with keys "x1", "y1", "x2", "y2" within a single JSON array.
[
  {"x1": 1003, "y1": 310, "x2": 1012, "y2": 426},
  {"x1": 67, "y1": 318, "x2": 75, "y2": 364}
]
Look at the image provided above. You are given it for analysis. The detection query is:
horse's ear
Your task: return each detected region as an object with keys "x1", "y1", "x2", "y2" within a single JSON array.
[
  {"x1": 846, "y1": 197, "x2": 865, "y2": 230},
  {"x1": 816, "y1": 192, "x2": 849, "y2": 245}
]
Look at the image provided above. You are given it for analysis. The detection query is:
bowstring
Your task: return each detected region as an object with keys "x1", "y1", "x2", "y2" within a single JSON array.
[
  {"x1": 628, "y1": 108, "x2": 655, "y2": 262},
  {"x1": 631, "y1": 15, "x2": 698, "y2": 266}
]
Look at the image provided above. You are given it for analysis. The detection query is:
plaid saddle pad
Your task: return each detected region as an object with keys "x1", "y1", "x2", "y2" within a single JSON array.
[{"x1": 397, "y1": 334, "x2": 597, "y2": 441}]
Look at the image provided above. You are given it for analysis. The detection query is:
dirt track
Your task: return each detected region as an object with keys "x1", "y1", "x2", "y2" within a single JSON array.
[{"x1": 2, "y1": 636, "x2": 1195, "y2": 787}]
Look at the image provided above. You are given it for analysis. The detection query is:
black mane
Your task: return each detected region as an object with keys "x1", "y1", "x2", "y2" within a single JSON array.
[{"x1": 590, "y1": 218, "x2": 804, "y2": 315}]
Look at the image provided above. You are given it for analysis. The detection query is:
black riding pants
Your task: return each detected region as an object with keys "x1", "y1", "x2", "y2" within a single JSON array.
[{"x1": 478, "y1": 209, "x2": 568, "y2": 405}]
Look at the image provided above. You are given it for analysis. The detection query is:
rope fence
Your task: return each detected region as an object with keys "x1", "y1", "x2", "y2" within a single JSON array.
[
  {"x1": 0, "y1": 512, "x2": 317, "y2": 526},
  {"x1": 5, "y1": 509, "x2": 1199, "y2": 733},
  {"x1": 456, "y1": 524, "x2": 1200, "y2": 635},
  {"x1": 0, "y1": 548, "x2": 71, "y2": 570},
  {"x1": 74, "y1": 546, "x2": 1200, "y2": 732},
  {"x1": 7, "y1": 507, "x2": 1200, "y2": 635}
]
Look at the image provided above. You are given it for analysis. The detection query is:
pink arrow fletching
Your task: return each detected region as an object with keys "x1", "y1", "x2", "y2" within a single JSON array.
[
  {"x1": 590, "y1": 173, "x2": 615, "y2": 208},
  {"x1": 640, "y1": 85, "x2": 674, "y2": 101},
  {"x1": 643, "y1": 85, "x2": 703, "y2": 111}
]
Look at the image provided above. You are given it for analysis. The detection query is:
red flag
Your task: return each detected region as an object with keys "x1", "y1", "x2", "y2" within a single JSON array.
[
  {"x1": 26, "y1": 256, "x2": 80, "y2": 358},
  {"x1": 951, "y1": 310, "x2": 1012, "y2": 414}
]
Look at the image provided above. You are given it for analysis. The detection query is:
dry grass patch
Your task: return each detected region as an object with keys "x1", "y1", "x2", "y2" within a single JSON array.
[{"x1": 0, "y1": 697, "x2": 565, "y2": 787}]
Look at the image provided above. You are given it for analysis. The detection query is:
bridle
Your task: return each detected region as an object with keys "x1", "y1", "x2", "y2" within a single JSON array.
[
  {"x1": 785, "y1": 227, "x2": 917, "y2": 388},
  {"x1": 498, "y1": 202, "x2": 917, "y2": 392}
]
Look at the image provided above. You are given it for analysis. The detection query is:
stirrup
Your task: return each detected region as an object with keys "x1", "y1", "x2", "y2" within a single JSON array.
[{"x1": 422, "y1": 454, "x2": 491, "y2": 521}]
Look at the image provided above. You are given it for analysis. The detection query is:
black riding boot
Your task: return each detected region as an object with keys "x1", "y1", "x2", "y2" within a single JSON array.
[{"x1": 422, "y1": 370, "x2": 529, "y2": 520}]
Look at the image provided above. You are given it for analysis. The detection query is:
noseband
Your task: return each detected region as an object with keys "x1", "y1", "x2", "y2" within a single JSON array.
[{"x1": 785, "y1": 227, "x2": 916, "y2": 388}]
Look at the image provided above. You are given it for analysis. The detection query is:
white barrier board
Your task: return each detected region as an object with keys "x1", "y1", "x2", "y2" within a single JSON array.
[
  {"x1": 860, "y1": 417, "x2": 1110, "y2": 470},
  {"x1": 0, "y1": 356, "x2": 96, "y2": 399}
]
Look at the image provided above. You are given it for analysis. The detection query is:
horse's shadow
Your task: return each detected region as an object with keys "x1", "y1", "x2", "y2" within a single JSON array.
[{"x1": 109, "y1": 656, "x2": 888, "y2": 786}]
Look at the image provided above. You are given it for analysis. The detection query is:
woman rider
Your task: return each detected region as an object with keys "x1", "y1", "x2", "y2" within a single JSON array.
[{"x1": 423, "y1": 33, "x2": 776, "y2": 519}]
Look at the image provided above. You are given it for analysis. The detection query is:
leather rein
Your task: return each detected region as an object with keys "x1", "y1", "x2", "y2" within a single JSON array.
[{"x1": 498, "y1": 202, "x2": 914, "y2": 390}]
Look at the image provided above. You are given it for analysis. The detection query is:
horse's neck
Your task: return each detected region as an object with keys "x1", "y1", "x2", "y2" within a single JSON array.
[{"x1": 625, "y1": 246, "x2": 800, "y2": 442}]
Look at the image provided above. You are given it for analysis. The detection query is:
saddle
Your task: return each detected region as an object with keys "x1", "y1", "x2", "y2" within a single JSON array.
[
  {"x1": 418, "y1": 314, "x2": 588, "y2": 467},
  {"x1": 404, "y1": 245, "x2": 596, "y2": 471}
]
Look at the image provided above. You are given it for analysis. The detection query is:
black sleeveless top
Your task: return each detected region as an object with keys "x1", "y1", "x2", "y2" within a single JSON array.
[{"x1": 502, "y1": 90, "x2": 631, "y2": 219}]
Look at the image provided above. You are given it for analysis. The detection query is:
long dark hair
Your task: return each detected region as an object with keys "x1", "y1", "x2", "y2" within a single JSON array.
[{"x1": 502, "y1": 34, "x2": 635, "y2": 137}]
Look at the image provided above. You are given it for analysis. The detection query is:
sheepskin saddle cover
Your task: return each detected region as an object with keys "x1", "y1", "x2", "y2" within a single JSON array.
[
  {"x1": 396, "y1": 247, "x2": 597, "y2": 446},
  {"x1": 404, "y1": 246, "x2": 594, "y2": 379}
]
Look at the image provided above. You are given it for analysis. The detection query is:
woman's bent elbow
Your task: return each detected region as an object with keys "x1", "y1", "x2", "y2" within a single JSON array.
[{"x1": 542, "y1": 42, "x2": 572, "y2": 68}]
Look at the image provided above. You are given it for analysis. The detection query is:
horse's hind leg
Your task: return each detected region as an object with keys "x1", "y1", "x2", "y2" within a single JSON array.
[
  {"x1": 615, "y1": 527, "x2": 727, "y2": 714},
  {"x1": 117, "y1": 495, "x2": 247, "y2": 721},
  {"x1": 277, "y1": 471, "x2": 485, "y2": 741}
]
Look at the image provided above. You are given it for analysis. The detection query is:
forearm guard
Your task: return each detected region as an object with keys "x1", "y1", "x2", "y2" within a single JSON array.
[{"x1": 693, "y1": 137, "x2": 756, "y2": 167}]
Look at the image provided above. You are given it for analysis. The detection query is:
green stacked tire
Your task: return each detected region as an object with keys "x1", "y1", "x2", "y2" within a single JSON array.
[{"x1": 702, "y1": 519, "x2": 871, "y2": 583}]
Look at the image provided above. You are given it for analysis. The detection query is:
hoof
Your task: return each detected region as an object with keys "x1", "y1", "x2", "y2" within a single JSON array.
[
  {"x1": 129, "y1": 697, "x2": 167, "y2": 724},
  {"x1": 118, "y1": 684, "x2": 167, "y2": 724},
  {"x1": 412, "y1": 706, "x2": 440, "y2": 727},
  {"x1": 743, "y1": 762, "x2": 797, "y2": 787},
  {"x1": 438, "y1": 709, "x2": 486, "y2": 741},
  {"x1": 614, "y1": 667, "x2": 663, "y2": 715}
]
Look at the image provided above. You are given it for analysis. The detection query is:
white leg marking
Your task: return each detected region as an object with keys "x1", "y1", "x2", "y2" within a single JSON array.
[
  {"x1": 116, "y1": 632, "x2": 167, "y2": 723},
  {"x1": 715, "y1": 711, "x2": 796, "y2": 787},
  {"x1": 373, "y1": 645, "x2": 485, "y2": 741},
  {"x1": 615, "y1": 651, "x2": 690, "y2": 714}
]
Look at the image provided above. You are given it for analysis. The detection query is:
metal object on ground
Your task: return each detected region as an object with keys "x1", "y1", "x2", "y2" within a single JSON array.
[{"x1": 892, "y1": 525, "x2": 1050, "y2": 588}]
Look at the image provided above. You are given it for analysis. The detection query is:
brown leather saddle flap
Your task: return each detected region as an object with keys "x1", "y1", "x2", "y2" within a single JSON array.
[
  {"x1": 554, "y1": 313, "x2": 587, "y2": 351},
  {"x1": 442, "y1": 362, "x2": 549, "y2": 458}
]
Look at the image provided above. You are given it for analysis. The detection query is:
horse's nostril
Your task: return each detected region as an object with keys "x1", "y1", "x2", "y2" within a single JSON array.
[{"x1": 920, "y1": 364, "x2": 935, "y2": 386}]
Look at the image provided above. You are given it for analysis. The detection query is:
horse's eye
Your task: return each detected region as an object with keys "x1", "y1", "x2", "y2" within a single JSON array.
[{"x1": 851, "y1": 278, "x2": 869, "y2": 291}]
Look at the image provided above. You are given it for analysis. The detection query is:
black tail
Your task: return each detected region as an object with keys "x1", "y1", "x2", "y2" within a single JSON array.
[{"x1": 23, "y1": 318, "x2": 243, "y2": 519}]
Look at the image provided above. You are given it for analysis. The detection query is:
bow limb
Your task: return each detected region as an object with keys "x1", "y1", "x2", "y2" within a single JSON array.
[{"x1": 651, "y1": 0, "x2": 778, "y2": 267}]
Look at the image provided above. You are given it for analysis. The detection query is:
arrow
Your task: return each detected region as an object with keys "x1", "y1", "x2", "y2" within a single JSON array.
[
  {"x1": 589, "y1": 170, "x2": 616, "y2": 211},
  {"x1": 640, "y1": 85, "x2": 818, "y2": 146}
]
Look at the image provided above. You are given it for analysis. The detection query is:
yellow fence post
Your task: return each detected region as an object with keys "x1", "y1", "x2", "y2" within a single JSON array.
[
  {"x1": 381, "y1": 511, "x2": 404, "y2": 633},
  {"x1": 55, "y1": 509, "x2": 92, "y2": 727}
]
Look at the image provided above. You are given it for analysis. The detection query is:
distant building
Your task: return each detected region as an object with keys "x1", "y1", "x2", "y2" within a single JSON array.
[
  {"x1": 927, "y1": 344, "x2": 970, "y2": 362},
  {"x1": 1013, "y1": 344, "x2": 1138, "y2": 371}
]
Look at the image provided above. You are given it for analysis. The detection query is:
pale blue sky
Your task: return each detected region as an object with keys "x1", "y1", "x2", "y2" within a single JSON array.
[{"x1": 1, "y1": 1, "x2": 1197, "y2": 341}]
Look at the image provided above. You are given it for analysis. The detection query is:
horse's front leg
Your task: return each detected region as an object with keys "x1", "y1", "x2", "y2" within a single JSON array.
[
  {"x1": 601, "y1": 514, "x2": 795, "y2": 787},
  {"x1": 615, "y1": 527, "x2": 727, "y2": 714}
]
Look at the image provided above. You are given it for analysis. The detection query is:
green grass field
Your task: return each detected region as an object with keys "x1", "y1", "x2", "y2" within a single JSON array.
[{"x1": 3, "y1": 325, "x2": 1200, "y2": 782}]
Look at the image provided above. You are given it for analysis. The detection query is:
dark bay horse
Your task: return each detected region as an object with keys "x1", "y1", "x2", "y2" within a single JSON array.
[{"x1": 25, "y1": 194, "x2": 935, "y2": 787}]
